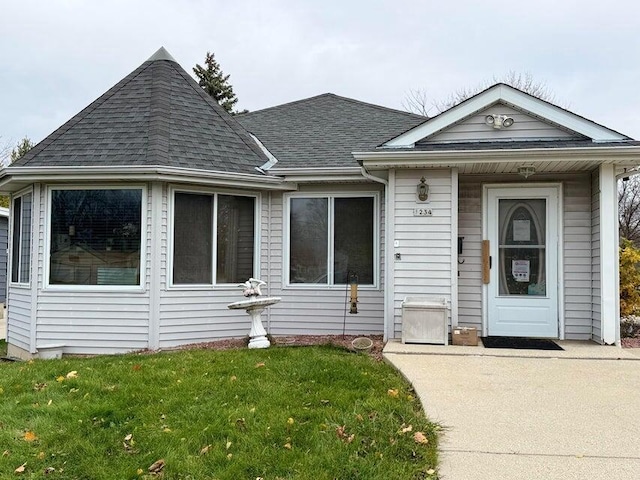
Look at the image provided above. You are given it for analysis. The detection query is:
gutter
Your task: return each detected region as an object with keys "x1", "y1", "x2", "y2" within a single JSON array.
[
  {"x1": 0, "y1": 165, "x2": 298, "y2": 193},
  {"x1": 354, "y1": 145, "x2": 640, "y2": 168}
]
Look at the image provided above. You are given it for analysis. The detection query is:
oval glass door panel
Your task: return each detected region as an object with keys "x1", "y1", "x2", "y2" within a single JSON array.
[{"x1": 498, "y1": 199, "x2": 546, "y2": 296}]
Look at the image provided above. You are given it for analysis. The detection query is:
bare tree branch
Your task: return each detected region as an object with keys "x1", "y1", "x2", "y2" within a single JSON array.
[
  {"x1": 402, "y1": 89, "x2": 432, "y2": 117},
  {"x1": 619, "y1": 175, "x2": 640, "y2": 246}
]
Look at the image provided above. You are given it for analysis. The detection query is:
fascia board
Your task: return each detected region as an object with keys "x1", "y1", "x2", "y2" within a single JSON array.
[
  {"x1": 355, "y1": 145, "x2": 640, "y2": 168},
  {"x1": 0, "y1": 166, "x2": 297, "y2": 193},
  {"x1": 384, "y1": 85, "x2": 627, "y2": 147}
]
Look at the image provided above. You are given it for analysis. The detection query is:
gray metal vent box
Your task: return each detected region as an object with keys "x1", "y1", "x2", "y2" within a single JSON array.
[{"x1": 401, "y1": 297, "x2": 448, "y2": 345}]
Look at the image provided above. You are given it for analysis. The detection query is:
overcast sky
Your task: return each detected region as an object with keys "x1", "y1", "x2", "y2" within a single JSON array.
[{"x1": 1, "y1": 0, "x2": 639, "y2": 153}]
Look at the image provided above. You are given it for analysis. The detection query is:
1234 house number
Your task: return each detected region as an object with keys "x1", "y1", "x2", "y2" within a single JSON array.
[{"x1": 413, "y1": 208, "x2": 433, "y2": 216}]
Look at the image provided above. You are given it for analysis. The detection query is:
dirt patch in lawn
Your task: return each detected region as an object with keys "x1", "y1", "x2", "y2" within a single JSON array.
[{"x1": 177, "y1": 335, "x2": 385, "y2": 360}]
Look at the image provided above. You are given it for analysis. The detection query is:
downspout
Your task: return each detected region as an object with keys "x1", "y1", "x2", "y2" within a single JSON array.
[
  {"x1": 266, "y1": 191, "x2": 272, "y2": 334},
  {"x1": 360, "y1": 167, "x2": 391, "y2": 342}
]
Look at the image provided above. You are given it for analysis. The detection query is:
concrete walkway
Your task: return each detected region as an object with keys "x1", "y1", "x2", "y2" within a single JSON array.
[{"x1": 384, "y1": 341, "x2": 640, "y2": 480}]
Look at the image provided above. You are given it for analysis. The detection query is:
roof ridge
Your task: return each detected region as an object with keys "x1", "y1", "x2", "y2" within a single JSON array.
[
  {"x1": 240, "y1": 92, "x2": 427, "y2": 120},
  {"x1": 14, "y1": 60, "x2": 155, "y2": 166}
]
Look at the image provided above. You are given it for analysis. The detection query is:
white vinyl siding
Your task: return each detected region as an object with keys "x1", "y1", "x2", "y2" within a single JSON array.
[
  {"x1": 33, "y1": 184, "x2": 152, "y2": 355},
  {"x1": 6, "y1": 287, "x2": 32, "y2": 351},
  {"x1": 457, "y1": 174, "x2": 595, "y2": 339},
  {"x1": 423, "y1": 104, "x2": 581, "y2": 143},
  {"x1": 457, "y1": 179, "x2": 483, "y2": 329},
  {"x1": 591, "y1": 169, "x2": 602, "y2": 343},
  {"x1": 265, "y1": 185, "x2": 384, "y2": 337},
  {"x1": 393, "y1": 170, "x2": 452, "y2": 338}
]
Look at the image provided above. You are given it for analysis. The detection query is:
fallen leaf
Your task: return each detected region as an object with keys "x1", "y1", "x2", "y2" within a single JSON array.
[
  {"x1": 34, "y1": 383, "x2": 47, "y2": 391},
  {"x1": 23, "y1": 431, "x2": 38, "y2": 442},
  {"x1": 230, "y1": 375, "x2": 237, "y2": 382},
  {"x1": 55, "y1": 376, "x2": 65, "y2": 383},
  {"x1": 414, "y1": 431, "x2": 429, "y2": 444},
  {"x1": 162, "y1": 427, "x2": 171, "y2": 433},
  {"x1": 226, "y1": 453, "x2": 233, "y2": 460},
  {"x1": 283, "y1": 442, "x2": 292, "y2": 450},
  {"x1": 43, "y1": 466, "x2": 55, "y2": 474},
  {"x1": 47, "y1": 400, "x2": 52, "y2": 406},
  {"x1": 401, "y1": 424, "x2": 413, "y2": 434},
  {"x1": 66, "y1": 371, "x2": 78, "y2": 379},
  {"x1": 387, "y1": 389, "x2": 399, "y2": 398},
  {"x1": 2, "y1": 450, "x2": 9, "y2": 456},
  {"x1": 15, "y1": 463, "x2": 26, "y2": 473},
  {"x1": 255, "y1": 362, "x2": 265, "y2": 368},
  {"x1": 199, "y1": 444, "x2": 211, "y2": 455},
  {"x1": 132, "y1": 364, "x2": 142, "y2": 371},
  {"x1": 226, "y1": 441, "x2": 232, "y2": 450},
  {"x1": 124, "y1": 434, "x2": 133, "y2": 442},
  {"x1": 148, "y1": 458, "x2": 165, "y2": 473},
  {"x1": 287, "y1": 417, "x2": 294, "y2": 425},
  {"x1": 427, "y1": 468, "x2": 436, "y2": 475},
  {"x1": 355, "y1": 414, "x2": 363, "y2": 422},
  {"x1": 137, "y1": 468, "x2": 144, "y2": 475},
  {"x1": 37, "y1": 452, "x2": 45, "y2": 460}
]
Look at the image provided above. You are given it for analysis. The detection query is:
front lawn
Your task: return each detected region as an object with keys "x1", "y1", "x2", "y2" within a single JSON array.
[{"x1": 0, "y1": 345, "x2": 438, "y2": 479}]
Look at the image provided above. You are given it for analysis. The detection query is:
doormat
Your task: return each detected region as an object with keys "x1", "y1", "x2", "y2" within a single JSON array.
[{"x1": 481, "y1": 336, "x2": 563, "y2": 351}]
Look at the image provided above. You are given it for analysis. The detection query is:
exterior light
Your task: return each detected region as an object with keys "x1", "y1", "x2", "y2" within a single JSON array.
[
  {"x1": 485, "y1": 114, "x2": 514, "y2": 129},
  {"x1": 518, "y1": 165, "x2": 536, "y2": 179},
  {"x1": 417, "y1": 176, "x2": 429, "y2": 202}
]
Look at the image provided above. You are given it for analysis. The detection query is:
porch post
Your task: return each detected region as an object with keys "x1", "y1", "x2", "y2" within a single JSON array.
[
  {"x1": 148, "y1": 181, "x2": 162, "y2": 350},
  {"x1": 599, "y1": 164, "x2": 619, "y2": 345},
  {"x1": 450, "y1": 168, "x2": 458, "y2": 327}
]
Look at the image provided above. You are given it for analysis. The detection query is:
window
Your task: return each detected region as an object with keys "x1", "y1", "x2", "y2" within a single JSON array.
[
  {"x1": 172, "y1": 191, "x2": 256, "y2": 285},
  {"x1": 11, "y1": 192, "x2": 32, "y2": 284},
  {"x1": 288, "y1": 195, "x2": 375, "y2": 285},
  {"x1": 49, "y1": 188, "x2": 143, "y2": 286}
]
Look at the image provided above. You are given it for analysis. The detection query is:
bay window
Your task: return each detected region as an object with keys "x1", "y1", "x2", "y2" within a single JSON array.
[
  {"x1": 49, "y1": 188, "x2": 143, "y2": 286},
  {"x1": 172, "y1": 191, "x2": 256, "y2": 285},
  {"x1": 288, "y1": 195, "x2": 376, "y2": 285}
]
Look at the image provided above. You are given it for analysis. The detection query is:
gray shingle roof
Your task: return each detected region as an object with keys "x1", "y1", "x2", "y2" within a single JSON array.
[
  {"x1": 13, "y1": 48, "x2": 269, "y2": 174},
  {"x1": 236, "y1": 94, "x2": 427, "y2": 169}
]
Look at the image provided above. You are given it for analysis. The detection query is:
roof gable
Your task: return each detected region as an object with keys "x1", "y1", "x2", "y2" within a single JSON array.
[
  {"x1": 12, "y1": 48, "x2": 268, "y2": 175},
  {"x1": 384, "y1": 84, "x2": 629, "y2": 147}
]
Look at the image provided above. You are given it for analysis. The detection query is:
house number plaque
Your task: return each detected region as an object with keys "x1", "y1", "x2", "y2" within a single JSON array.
[{"x1": 413, "y1": 208, "x2": 433, "y2": 217}]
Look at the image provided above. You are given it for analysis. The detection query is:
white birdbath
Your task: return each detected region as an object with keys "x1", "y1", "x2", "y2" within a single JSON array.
[{"x1": 227, "y1": 278, "x2": 281, "y2": 349}]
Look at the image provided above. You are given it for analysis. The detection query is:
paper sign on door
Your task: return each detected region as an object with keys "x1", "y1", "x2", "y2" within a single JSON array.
[{"x1": 512, "y1": 260, "x2": 530, "y2": 282}]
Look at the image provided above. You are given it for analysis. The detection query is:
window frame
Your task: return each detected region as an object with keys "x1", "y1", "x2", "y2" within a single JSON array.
[
  {"x1": 9, "y1": 188, "x2": 34, "y2": 288},
  {"x1": 284, "y1": 192, "x2": 380, "y2": 289},
  {"x1": 44, "y1": 184, "x2": 147, "y2": 292},
  {"x1": 168, "y1": 185, "x2": 261, "y2": 290}
]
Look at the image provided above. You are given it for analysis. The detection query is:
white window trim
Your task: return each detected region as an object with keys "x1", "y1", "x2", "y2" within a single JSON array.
[
  {"x1": 283, "y1": 192, "x2": 380, "y2": 290},
  {"x1": 168, "y1": 185, "x2": 261, "y2": 290},
  {"x1": 44, "y1": 184, "x2": 148, "y2": 292},
  {"x1": 9, "y1": 187, "x2": 34, "y2": 288}
]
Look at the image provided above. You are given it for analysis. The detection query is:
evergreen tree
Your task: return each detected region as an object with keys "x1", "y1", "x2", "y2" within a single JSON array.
[
  {"x1": 10, "y1": 136, "x2": 34, "y2": 163},
  {"x1": 193, "y1": 52, "x2": 239, "y2": 114}
]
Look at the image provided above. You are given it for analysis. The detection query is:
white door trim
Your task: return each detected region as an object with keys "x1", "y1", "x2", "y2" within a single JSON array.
[{"x1": 482, "y1": 183, "x2": 564, "y2": 338}]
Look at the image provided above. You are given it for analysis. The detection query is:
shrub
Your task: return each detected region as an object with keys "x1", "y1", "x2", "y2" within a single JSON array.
[{"x1": 619, "y1": 238, "x2": 640, "y2": 317}]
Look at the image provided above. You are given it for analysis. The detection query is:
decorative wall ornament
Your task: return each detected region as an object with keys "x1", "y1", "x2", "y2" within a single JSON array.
[{"x1": 417, "y1": 176, "x2": 429, "y2": 202}]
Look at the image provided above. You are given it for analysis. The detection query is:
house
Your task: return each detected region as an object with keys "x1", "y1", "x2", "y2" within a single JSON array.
[{"x1": 2, "y1": 48, "x2": 638, "y2": 359}]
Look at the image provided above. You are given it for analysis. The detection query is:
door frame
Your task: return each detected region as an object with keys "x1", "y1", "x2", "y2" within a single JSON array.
[{"x1": 481, "y1": 183, "x2": 564, "y2": 339}]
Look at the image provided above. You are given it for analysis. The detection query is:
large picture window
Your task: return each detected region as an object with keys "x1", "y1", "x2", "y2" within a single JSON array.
[
  {"x1": 11, "y1": 191, "x2": 33, "y2": 284},
  {"x1": 172, "y1": 191, "x2": 256, "y2": 285},
  {"x1": 49, "y1": 188, "x2": 143, "y2": 286},
  {"x1": 288, "y1": 195, "x2": 375, "y2": 285}
]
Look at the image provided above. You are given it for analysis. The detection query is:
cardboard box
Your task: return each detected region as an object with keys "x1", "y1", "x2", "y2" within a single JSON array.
[{"x1": 451, "y1": 327, "x2": 478, "y2": 346}]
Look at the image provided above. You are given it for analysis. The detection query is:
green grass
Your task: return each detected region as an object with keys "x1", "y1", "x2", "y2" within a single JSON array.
[{"x1": 0, "y1": 345, "x2": 438, "y2": 479}]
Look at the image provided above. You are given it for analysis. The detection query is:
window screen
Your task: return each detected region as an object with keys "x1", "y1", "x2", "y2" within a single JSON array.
[{"x1": 173, "y1": 193, "x2": 213, "y2": 284}]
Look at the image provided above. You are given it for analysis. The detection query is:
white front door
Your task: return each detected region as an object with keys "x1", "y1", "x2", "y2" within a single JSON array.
[{"x1": 486, "y1": 186, "x2": 559, "y2": 338}]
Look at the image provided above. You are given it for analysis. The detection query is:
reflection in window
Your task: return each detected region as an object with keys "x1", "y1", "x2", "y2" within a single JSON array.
[
  {"x1": 289, "y1": 196, "x2": 375, "y2": 285},
  {"x1": 11, "y1": 192, "x2": 32, "y2": 284},
  {"x1": 49, "y1": 189, "x2": 142, "y2": 286},
  {"x1": 172, "y1": 192, "x2": 256, "y2": 285},
  {"x1": 498, "y1": 199, "x2": 546, "y2": 296}
]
